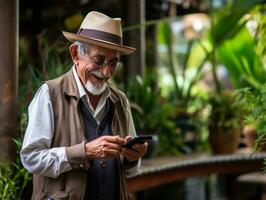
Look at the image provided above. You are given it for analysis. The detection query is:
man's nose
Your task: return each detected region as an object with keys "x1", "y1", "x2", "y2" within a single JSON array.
[{"x1": 100, "y1": 65, "x2": 112, "y2": 77}]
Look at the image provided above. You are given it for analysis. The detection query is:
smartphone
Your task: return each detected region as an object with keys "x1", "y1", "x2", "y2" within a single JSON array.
[{"x1": 122, "y1": 135, "x2": 153, "y2": 149}]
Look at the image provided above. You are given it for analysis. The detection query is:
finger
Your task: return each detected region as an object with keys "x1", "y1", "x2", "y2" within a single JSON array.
[
  {"x1": 132, "y1": 142, "x2": 148, "y2": 152},
  {"x1": 102, "y1": 141, "x2": 122, "y2": 151},
  {"x1": 101, "y1": 148, "x2": 121, "y2": 159},
  {"x1": 121, "y1": 152, "x2": 139, "y2": 162},
  {"x1": 103, "y1": 135, "x2": 124, "y2": 144},
  {"x1": 132, "y1": 143, "x2": 147, "y2": 157},
  {"x1": 122, "y1": 147, "x2": 137, "y2": 155},
  {"x1": 121, "y1": 149, "x2": 140, "y2": 161},
  {"x1": 122, "y1": 147, "x2": 140, "y2": 159},
  {"x1": 85, "y1": 137, "x2": 123, "y2": 160},
  {"x1": 124, "y1": 135, "x2": 133, "y2": 142}
]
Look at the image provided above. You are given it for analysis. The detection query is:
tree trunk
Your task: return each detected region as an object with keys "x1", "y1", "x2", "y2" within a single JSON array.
[{"x1": 0, "y1": 0, "x2": 19, "y2": 162}]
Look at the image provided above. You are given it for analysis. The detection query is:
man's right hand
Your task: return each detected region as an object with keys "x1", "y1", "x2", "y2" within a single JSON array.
[{"x1": 85, "y1": 135, "x2": 125, "y2": 160}]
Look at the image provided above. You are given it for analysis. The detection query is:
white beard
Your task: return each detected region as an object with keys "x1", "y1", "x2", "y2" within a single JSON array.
[{"x1": 85, "y1": 80, "x2": 107, "y2": 95}]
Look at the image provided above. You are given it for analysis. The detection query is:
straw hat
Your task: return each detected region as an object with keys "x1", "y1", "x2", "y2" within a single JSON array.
[{"x1": 62, "y1": 11, "x2": 136, "y2": 55}]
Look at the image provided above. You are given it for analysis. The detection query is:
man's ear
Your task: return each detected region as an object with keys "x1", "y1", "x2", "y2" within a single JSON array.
[{"x1": 69, "y1": 44, "x2": 79, "y2": 64}]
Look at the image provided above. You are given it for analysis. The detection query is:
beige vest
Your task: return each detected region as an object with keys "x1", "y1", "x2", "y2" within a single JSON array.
[{"x1": 31, "y1": 70, "x2": 130, "y2": 200}]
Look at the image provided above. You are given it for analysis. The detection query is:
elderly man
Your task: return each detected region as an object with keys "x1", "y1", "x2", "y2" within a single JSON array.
[{"x1": 20, "y1": 11, "x2": 147, "y2": 200}]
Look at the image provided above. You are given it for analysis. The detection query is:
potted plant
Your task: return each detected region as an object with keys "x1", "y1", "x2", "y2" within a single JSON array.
[
  {"x1": 236, "y1": 85, "x2": 266, "y2": 152},
  {"x1": 231, "y1": 4, "x2": 266, "y2": 152},
  {"x1": 202, "y1": 0, "x2": 265, "y2": 154},
  {"x1": 212, "y1": 5, "x2": 266, "y2": 152},
  {"x1": 208, "y1": 91, "x2": 245, "y2": 154}
]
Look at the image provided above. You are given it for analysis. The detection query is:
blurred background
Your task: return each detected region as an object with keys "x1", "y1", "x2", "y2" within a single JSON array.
[{"x1": 0, "y1": 0, "x2": 266, "y2": 199}]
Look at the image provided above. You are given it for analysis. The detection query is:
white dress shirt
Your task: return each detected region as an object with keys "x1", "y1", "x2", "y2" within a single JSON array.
[{"x1": 20, "y1": 66, "x2": 139, "y2": 178}]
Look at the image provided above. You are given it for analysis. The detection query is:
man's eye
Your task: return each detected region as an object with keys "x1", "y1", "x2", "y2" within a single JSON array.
[
  {"x1": 109, "y1": 61, "x2": 118, "y2": 68},
  {"x1": 95, "y1": 61, "x2": 103, "y2": 65},
  {"x1": 94, "y1": 58, "x2": 104, "y2": 65}
]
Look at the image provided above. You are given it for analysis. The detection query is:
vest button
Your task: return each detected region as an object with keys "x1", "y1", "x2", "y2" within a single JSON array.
[
  {"x1": 73, "y1": 165, "x2": 79, "y2": 169},
  {"x1": 100, "y1": 161, "x2": 107, "y2": 168},
  {"x1": 80, "y1": 164, "x2": 84, "y2": 168}
]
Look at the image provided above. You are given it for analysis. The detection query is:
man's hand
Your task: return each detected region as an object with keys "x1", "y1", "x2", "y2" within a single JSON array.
[
  {"x1": 85, "y1": 135, "x2": 125, "y2": 160},
  {"x1": 121, "y1": 136, "x2": 148, "y2": 162}
]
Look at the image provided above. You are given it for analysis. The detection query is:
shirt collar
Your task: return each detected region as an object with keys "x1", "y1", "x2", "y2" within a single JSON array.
[{"x1": 72, "y1": 66, "x2": 86, "y2": 98}]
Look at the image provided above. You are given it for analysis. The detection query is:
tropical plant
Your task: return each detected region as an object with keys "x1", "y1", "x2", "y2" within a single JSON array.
[
  {"x1": 204, "y1": 0, "x2": 265, "y2": 128},
  {"x1": 236, "y1": 85, "x2": 266, "y2": 152},
  {"x1": 0, "y1": 138, "x2": 32, "y2": 200},
  {"x1": 233, "y1": 4, "x2": 266, "y2": 156},
  {"x1": 208, "y1": 91, "x2": 245, "y2": 133},
  {"x1": 126, "y1": 75, "x2": 171, "y2": 131},
  {"x1": 156, "y1": 20, "x2": 207, "y2": 111},
  {"x1": 156, "y1": 17, "x2": 210, "y2": 153},
  {"x1": 207, "y1": 0, "x2": 265, "y2": 93},
  {"x1": 124, "y1": 71, "x2": 182, "y2": 156},
  {"x1": 192, "y1": 0, "x2": 266, "y2": 154},
  {"x1": 217, "y1": 11, "x2": 266, "y2": 90},
  {"x1": 0, "y1": 163, "x2": 20, "y2": 200}
]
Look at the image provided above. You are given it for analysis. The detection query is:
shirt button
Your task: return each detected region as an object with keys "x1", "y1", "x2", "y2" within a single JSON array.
[{"x1": 80, "y1": 164, "x2": 84, "y2": 168}]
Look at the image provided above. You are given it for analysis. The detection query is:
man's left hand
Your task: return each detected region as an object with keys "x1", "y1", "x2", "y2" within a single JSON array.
[{"x1": 121, "y1": 136, "x2": 148, "y2": 162}]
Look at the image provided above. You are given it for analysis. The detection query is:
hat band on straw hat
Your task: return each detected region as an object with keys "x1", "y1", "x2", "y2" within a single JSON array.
[{"x1": 77, "y1": 28, "x2": 122, "y2": 45}]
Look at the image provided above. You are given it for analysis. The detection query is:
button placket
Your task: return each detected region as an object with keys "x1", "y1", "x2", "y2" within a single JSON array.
[{"x1": 100, "y1": 160, "x2": 107, "y2": 168}]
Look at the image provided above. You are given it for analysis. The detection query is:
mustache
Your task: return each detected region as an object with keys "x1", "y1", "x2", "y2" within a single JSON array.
[{"x1": 90, "y1": 71, "x2": 111, "y2": 79}]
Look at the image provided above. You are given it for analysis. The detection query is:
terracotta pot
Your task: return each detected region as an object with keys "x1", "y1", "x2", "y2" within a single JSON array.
[
  {"x1": 241, "y1": 125, "x2": 266, "y2": 151},
  {"x1": 209, "y1": 126, "x2": 241, "y2": 154},
  {"x1": 241, "y1": 125, "x2": 256, "y2": 148}
]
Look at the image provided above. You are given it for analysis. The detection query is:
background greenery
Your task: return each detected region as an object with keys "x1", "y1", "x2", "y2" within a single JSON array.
[{"x1": 1, "y1": 0, "x2": 265, "y2": 199}]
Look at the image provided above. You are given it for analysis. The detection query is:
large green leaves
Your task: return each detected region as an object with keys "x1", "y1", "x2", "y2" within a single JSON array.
[
  {"x1": 211, "y1": 0, "x2": 265, "y2": 45},
  {"x1": 217, "y1": 27, "x2": 265, "y2": 89}
]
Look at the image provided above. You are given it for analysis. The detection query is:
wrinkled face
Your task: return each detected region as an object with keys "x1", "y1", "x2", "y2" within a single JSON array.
[{"x1": 70, "y1": 44, "x2": 119, "y2": 95}]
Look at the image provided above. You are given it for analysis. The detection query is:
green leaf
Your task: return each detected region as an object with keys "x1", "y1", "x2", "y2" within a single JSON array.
[
  {"x1": 156, "y1": 21, "x2": 172, "y2": 45},
  {"x1": 211, "y1": 0, "x2": 264, "y2": 45}
]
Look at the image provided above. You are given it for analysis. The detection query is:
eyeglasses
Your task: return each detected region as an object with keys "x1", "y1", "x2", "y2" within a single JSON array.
[{"x1": 79, "y1": 54, "x2": 120, "y2": 69}]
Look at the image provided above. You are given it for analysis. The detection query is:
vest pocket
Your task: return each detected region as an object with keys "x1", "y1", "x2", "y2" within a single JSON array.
[{"x1": 41, "y1": 191, "x2": 69, "y2": 200}]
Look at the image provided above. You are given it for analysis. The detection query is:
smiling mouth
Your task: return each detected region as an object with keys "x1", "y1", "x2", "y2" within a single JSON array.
[
  {"x1": 92, "y1": 74, "x2": 105, "y2": 81},
  {"x1": 90, "y1": 71, "x2": 109, "y2": 82}
]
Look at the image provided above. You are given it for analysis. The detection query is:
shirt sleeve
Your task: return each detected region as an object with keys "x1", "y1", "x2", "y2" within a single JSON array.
[
  {"x1": 20, "y1": 84, "x2": 72, "y2": 178},
  {"x1": 124, "y1": 98, "x2": 141, "y2": 178}
]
